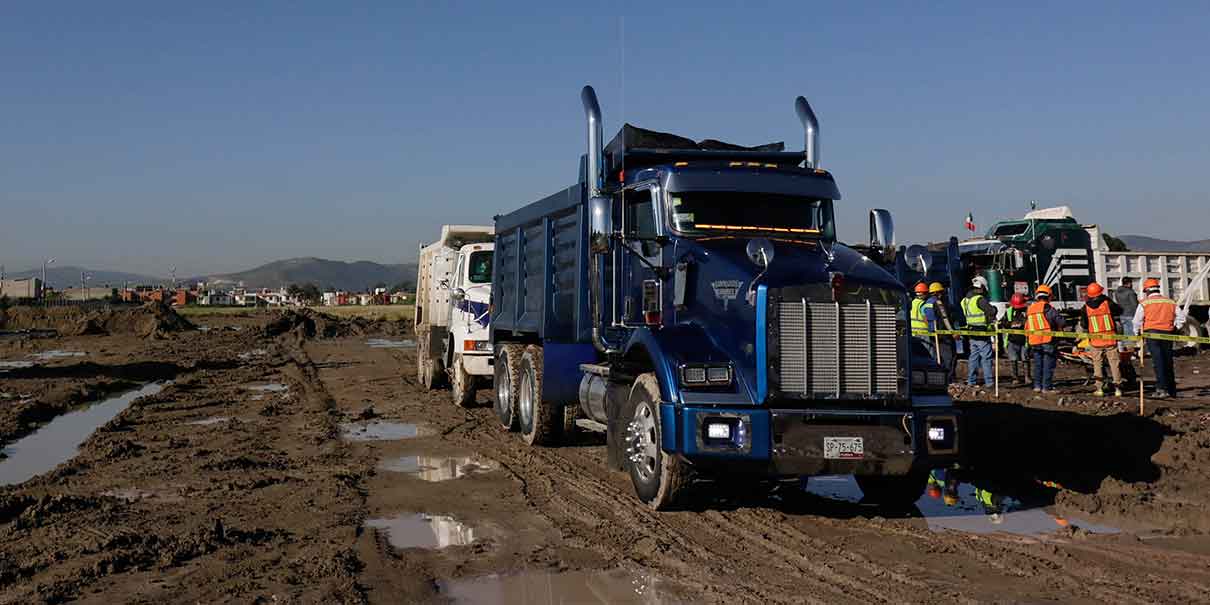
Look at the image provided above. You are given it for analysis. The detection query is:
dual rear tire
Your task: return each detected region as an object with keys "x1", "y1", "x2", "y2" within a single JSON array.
[{"x1": 494, "y1": 344, "x2": 565, "y2": 446}]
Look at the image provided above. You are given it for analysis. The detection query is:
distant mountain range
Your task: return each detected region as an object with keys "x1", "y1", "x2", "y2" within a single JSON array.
[
  {"x1": 1119, "y1": 236, "x2": 1210, "y2": 253},
  {"x1": 202, "y1": 257, "x2": 417, "y2": 291},
  {"x1": 2, "y1": 266, "x2": 163, "y2": 289}
]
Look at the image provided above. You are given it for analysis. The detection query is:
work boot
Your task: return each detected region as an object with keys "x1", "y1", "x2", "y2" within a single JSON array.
[
  {"x1": 1151, "y1": 390, "x2": 1168, "y2": 399},
  {"x1": 1114, "y1": 386, "x2": 1123, "y2": 397},
  {"x1": 1093, "y1": 387, "x2": 1104, "y2": 397},
  {"x1": 1032, "y1": 387, "x2": 1042, "y2": 393}
]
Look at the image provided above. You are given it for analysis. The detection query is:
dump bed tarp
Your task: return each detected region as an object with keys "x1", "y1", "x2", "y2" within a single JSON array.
[{"x1": 605, "y1": 124, "x2": 784, "y2": 157}]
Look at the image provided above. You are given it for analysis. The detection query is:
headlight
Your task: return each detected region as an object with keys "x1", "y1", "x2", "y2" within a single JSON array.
[
  {"x1": 913, "y1": 369, "x2": 948, "y2": 389},
  {"x1": 681, "y1": 364, "x2": 732, "y2": 387}
]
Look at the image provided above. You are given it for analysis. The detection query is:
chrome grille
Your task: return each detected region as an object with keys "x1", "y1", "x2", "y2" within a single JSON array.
[{"x1": 777, "y1": 300, "x2": 899, "y2": 396}]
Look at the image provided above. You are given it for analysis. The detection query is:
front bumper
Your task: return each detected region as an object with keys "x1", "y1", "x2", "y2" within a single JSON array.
[
  {"x1": 660, "y1": 404, "x2": 960, "y2": 477},
  {"x1": 459, "y1": 352, "x2": 494, "y2": 377}
]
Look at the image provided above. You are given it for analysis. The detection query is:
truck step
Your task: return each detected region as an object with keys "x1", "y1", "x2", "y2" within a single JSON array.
[
  {"x1": 575, "y1": 418, "x2": 607, "y2": 433},
  {"x1": 579, "y1": 363, "x2": 610, "y2": 377}
]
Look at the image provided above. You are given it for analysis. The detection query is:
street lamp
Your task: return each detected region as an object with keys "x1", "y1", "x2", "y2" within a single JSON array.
[{"x1": 42, "y1": 258, "x2": 55, "y2": 301}]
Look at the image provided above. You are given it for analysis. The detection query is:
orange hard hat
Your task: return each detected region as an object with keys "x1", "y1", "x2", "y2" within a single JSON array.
[
  {"x1": 1143, "y1": 277, "x2": 1161, "y2": 291},
  {"x1": 914, "y1": 282, "x2": 929, "y2": 295},
  {"x1": 1035, "y1": 284, "x2": 1052, "y2": 298},
  {"x1": 1086, "y1": 282, "x2": 1104, "y2": 297},
  {"x1": 927, "y1": 485, "x2": 942, "y2": 500},
  {"x1": 1010, "y1": 292, "x2": 1028, "y2": 309}
]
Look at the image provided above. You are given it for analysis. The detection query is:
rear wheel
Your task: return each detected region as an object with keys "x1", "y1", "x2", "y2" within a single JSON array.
[
  {"x1": 518, "y1": 345, "x2": 562, "y2": 446},
  {"x1": 1179, "y1": 317, "x2": 1204, "y2": 351},
  {"x1": 624, "y1": 373, "x2": 690, "y2": 510},
  {"x1": 494, "y1": 345, "x2": 522, "y2": 430},
  {"x1": 451, "y1": 357, "x2": 477, "y2": 407},
  {"x1": 856, "y1": 473, "x2": 928, "y2": 509}
]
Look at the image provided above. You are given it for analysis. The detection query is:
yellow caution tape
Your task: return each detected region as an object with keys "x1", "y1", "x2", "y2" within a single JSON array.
[{"x1": 911, "y1": 327, "x2": 1210, "y2": 345}]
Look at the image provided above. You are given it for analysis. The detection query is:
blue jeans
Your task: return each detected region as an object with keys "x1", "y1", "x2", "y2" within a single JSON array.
[
  {"x1": 1146, "y1": 337, "x2": 1176, "y2": 395},
  {"x1": 967, "y1": 338, "x2": 994, "y2": 386},
  {"x1": 1032, "y1": 344, "x2": 1057, "y2": 390}
]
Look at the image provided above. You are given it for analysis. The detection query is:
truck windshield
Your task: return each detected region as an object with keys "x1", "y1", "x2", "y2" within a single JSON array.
[
  {"x1": 467, "y1": 251, "x2": 493, "y2": 284},
  {"x1": 668, "y1": 192, "x2": 835, "y2": 239}
]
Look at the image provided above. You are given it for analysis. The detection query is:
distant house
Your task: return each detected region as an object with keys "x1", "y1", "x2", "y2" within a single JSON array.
[
  {"x1": 0, "y1": 278, "x2": 43, "y2": 299},
  {"x1": 357, "y1": 293, "x2": 373, "y2": 306},
  {"x1": 200, "y1": 291, "x2": 234, "y2": 306},
  {"x1": 389, "y1": 292, "x2": 410, "y2": 305}
]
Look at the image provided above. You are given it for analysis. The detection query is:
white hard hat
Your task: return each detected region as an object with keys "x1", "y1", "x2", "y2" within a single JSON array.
[{"x1": 972, "y1": 276, "x2": 988, "y2": 289}]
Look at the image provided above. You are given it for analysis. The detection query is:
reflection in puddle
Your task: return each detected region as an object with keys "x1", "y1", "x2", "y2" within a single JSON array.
[
  {"x1": 440, "y1": 569, "x2": 667, "y2": 605},
  {"x1": 367, "y1": 339, "x2": 415, "y2": 349},
  {"x1": 245, "y1": 383, "x2": 288, "y2": 392},
  {"x1": 31, "y1": 350, "x2": 85, "y2": 360},
  {"x1": 340, "y1": 421, "x2": 429, "y2": 442},
  {"x1": 238, "y1": 349, "x2": 267, "y2": 360},
  {"x1": 187, "y1": 416, "x2": 229, "y2": 426},
  {"x1": 0, "y1": 382, "x2": 167, "y2": 485},
  {"x1": 365, "y1": 513, "x2": 476, "y2": 549},
  {"x1": 0, "y1": 361, "x2": 36, "y2": 371},
  {"x1": 380, "y1": 454, "x2": 498, "y2": 482},
  {"x1": 803, "y1": 473, "x2": 1120, "y2": 536}
]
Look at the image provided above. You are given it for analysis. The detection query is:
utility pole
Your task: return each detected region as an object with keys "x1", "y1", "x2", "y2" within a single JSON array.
[{"x1": 42, "y1": 258, "x2": 55, "y2": 303}]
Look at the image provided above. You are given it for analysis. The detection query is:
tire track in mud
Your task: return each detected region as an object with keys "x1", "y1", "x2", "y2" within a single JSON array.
[{"x1": 334, "y1": 344, "x2": 1210, "y2": 605}]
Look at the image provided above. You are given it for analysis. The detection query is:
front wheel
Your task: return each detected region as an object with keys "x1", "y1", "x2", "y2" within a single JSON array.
[
  {"x1": 451, "y1": 357, "x2": 477, "y2": 408},
  {"x1": 624, "y1": 373, "x2": 690, "y2": 510},
  {"x1": 856, "y1": 473, "x2": 928, "y2": 509}
]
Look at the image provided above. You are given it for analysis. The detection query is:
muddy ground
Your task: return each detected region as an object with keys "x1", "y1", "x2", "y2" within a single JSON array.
[{"x1": 1, "y1": 310, "x2": 1209, "y2": 603}]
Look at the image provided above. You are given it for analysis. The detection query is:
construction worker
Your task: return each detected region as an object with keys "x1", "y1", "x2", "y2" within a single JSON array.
[
  {"x1": 1132, "y1": 278, "x2": 1186, "y2": 398},
  {"x1": 1026, "y1": 284, "x2": 1066, "y2": 393},
  {"x1": 961, "y1": 276, "x2": 998, "y2": 388},
  {"x1": 1114, "y1": 277, "x2": 1139, "y2": 350},
  {"x1": 910, "y1": 282, "x2": 933, "y2": 357},
  {"x1": 924, "y1": 282, "x2": 958, "y2": 383},
  {"x1": 999, "y1": 292, "x2": 1031, "y2": 385},
  {"x1": 1081, "y1": 282, "x2": 1123, "y2": 397}
]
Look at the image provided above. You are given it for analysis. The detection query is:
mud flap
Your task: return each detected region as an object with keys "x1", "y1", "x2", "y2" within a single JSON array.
[{"x1": 605, "y1": 380, "x2": 629, "y2": 471}]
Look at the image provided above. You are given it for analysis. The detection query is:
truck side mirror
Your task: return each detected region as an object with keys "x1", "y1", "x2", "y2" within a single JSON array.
[
  {"x1": 589, "y1": 196, "x2": 612, "y2": 255},
  {"x1": 869, "y1": 209, "x2": 895, "y2": 250},
  {"x1": 451, "y1": 288, "x2": 465, "y2": 302}
]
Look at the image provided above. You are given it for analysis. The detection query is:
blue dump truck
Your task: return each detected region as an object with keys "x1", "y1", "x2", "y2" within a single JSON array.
[{"x1": 489, "y1": 85, "x2": 960, "y2": 510}]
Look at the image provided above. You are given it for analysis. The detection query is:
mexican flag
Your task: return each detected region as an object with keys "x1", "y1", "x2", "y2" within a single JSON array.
[{"x1": 964, "y1": 212, "x2": 976, "y2": 233}]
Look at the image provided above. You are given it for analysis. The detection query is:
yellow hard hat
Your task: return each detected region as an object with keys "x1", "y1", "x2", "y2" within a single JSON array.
[
  {"x1": 943, "y1": 493, "x2": 959, "y2": 506},
  {"x1": 929, "y1": 282, "x2": 945, "y2": 294}
]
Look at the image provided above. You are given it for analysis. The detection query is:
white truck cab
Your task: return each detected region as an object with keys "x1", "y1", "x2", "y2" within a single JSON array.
[{"x1": 445, "y1": 242, "x2": 494, "y2": 405}]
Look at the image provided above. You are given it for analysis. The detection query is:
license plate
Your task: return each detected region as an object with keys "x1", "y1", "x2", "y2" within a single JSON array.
[{"x1": 824, "y1": 437, "x2": 864, "y2": 460}]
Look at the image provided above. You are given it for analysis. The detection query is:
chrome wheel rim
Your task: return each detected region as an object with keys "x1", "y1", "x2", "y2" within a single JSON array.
[
  {"x1": 626, "y1": 402, "x2": 658, "y2": 482},
  {"x1": 495, "y1": 359, "x2": 510, "y2": 420},
  {"x1": 518, "y1": 366, "x2": 535, "y2": 430}
]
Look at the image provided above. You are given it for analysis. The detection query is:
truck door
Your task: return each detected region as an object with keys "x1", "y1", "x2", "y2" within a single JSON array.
[{"x1": 622, "y1": 184, "x2": 662, "y2": 325}]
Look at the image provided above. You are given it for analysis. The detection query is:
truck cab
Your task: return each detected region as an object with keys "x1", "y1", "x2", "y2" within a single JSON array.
[
  {"x1": 445, "y1": 242, "x2": 494, "y2": 405},
  {"x1": 490, "y1": 86, "x2": 960, "y2": 510}
]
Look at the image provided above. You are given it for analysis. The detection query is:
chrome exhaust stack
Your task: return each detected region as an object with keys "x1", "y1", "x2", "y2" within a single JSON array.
[
  {"x1": 581, "y1": 85, "x2": 605, "y2": 197},
  {"x1": 795, "y1": 96, "x2": 820, "y2": 169}
]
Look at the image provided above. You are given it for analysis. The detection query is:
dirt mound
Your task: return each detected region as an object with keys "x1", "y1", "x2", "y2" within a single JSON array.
[
  {"x1": 0, "y1": 302, "x2": 195, "y2": 338},
  {"x1": 264, "y1": 308, "x2": 406, "y2": 340}
]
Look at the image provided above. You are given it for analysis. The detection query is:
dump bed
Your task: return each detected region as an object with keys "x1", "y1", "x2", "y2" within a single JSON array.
[
  {"x1": 1096, "y1": 250, "x2": 1210, "y2": 304},
  {"x1": 490, "y1": 184, "x2": 592, "y2": 343}
]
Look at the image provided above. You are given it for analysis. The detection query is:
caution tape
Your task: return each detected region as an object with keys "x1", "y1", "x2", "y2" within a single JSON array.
[{"x1": 911, "y1": 327, "x2": 1210, "y2": 345}]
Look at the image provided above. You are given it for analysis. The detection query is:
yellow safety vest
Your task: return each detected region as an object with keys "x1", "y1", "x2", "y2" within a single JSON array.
[
  {"x1": 911, "y1": 297, "x2": 931, "y2": 333},
  {"x1": 961, "y1": 294, "x2": 988, "y2": 326}
]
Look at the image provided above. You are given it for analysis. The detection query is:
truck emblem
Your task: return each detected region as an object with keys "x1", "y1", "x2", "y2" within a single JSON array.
[{"x1": 711, "y1": 280, "x2": 744, "y2": 310}]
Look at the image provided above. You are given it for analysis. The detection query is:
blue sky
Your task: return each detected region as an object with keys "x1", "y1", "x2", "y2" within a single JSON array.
[{"x1": 2, "y1": 2, "x2": 1208, "y2": 276}]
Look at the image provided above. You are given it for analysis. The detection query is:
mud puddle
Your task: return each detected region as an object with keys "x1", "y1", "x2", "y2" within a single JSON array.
[
  {"x1": 379, "y1": 454, "x2": 498, "y2": 482},
  {"x1": 0, "y1": 360, "x2": 36, "y2": 371},
  {"x1": 439, "y1": 568, "x2": 666, "y2": 604},
  {"x1": 238, "y1": 349, "x2": 267, "y2": 360},
  {"x1": 340, "y1": 420, "x2": 430, "y2": 442},
  {"x1": 0, "y1": 382, "x2": 167, "y2": 485},
  {"x1": 30, "y1": 350, "x2": 86, "y2": 360},
  {"x1": 804, "y1": 474, "x2": 1119, "y2": 536},
  {"x1": 187, "y1": 416, "x2": 230, "y2": 426},
  {"x1": 364, "y1": 512, "x2": 477, "y2": 549},
  {"x1": 367, "y1": 338, "x2": 415, "y2": 349}
]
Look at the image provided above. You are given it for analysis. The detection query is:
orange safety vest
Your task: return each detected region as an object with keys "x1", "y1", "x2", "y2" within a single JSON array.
[
  {"x1": 1084, "y1": 300, "x2": 1116, "y2": 347},
  {"x1": 1140, "y1": 296, "x2": 1177, "y2": 332},
  {"x1": 1026, "y1": 301, "x2": 1052, "y2": 345}
]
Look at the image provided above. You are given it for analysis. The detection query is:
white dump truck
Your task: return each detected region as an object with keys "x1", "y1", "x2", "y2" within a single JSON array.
[
  {"x1": 1089, "y1": 226, "x2": 1210, "y2": 346},
  {"x1": 414, "y1": 225, "x2": 495, "y2": 404}
]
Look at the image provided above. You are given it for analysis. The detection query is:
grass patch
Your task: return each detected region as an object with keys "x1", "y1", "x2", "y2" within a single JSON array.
[{"x1": 323, "y1": 305, "x2": 414, "y2": 322}]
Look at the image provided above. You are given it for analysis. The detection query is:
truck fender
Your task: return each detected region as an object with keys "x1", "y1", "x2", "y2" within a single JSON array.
[{"x1": 621, "y1": 324, "x2": 750, "y2": 406}]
